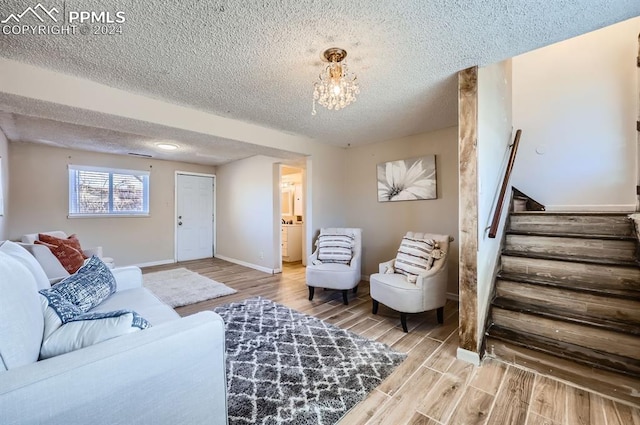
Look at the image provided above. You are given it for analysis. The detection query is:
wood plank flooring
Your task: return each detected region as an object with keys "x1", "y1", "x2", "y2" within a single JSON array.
[{"x1": 143, "y1": 258, "x2": 640, "y2": 424}]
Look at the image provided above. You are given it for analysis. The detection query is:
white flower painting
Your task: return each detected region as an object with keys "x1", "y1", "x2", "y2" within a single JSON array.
[{"x1": 377, "y1": 155, "x2": 436, "y2": 202}]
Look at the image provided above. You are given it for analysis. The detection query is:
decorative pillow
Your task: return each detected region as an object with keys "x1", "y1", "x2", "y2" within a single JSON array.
[
  {"x1": 35, "y1": 240, "x2": 85, "y2": 274},
  {"x1": 40, "y1": 310, "x2": 150, "y2": 359},
  {"x1": 384, "y1": 264, "x2": 395, "y2": 274},
  {"x1": 44, "y1": 256, "x2": 116, "y2": 312},
  {"x1": 394, "y1": 237, "x2": 437, "y2": 280},
  {"x1": 317, "y1": 234, "x2": 354, "y2": 264},
  {"x1": 38, "y1": 233, "x2": 88, "y2": 259}
]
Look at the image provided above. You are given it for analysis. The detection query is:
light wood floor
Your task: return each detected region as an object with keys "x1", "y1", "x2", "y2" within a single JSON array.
[{"x1": 144, "y1": 258, "x2": 640, "y2": 425}]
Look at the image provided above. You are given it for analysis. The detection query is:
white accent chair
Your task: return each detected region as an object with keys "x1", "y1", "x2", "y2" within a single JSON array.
[
  {"x1": 20, "y1": 231, "x2": 114, "y2": 283},
  {"x1": 306, "y1": 227, "x2": 362, "y2": 305},
  {"x1": 369, "y1": 232, "x2": 451, "y2": 332}
]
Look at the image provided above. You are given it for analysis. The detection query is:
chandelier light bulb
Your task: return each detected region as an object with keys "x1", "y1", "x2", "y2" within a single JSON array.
[{"x1": 312, "y1": 47, "x2": 359, "y2": 115}]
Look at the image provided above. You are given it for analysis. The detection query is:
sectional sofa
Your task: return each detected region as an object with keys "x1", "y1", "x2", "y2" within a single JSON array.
[{"x1": 0, "y1": 241, "x2": 228, "y2": 425}]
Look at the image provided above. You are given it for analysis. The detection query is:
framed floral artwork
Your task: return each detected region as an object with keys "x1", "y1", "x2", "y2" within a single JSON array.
[{"x1": 377, "y1": 155, "x2": 436, "y2": 202}]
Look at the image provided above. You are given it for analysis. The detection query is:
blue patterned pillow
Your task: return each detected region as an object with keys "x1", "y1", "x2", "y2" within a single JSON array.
[{"x1": 46, "y1": 256, "x2": 116, "y2": 312}]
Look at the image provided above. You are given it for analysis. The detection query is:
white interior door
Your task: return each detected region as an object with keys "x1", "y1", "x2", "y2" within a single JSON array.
[{"x1": 177, "y1": 174, "x2": 214, "y2": 261}]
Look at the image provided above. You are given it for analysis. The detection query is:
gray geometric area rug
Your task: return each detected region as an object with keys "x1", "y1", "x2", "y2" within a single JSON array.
[
  {"x1": 213, "y1": 297, "x2": 407, "y2": 425},
  {"x1": 143, "y1": 268, "x2": 236, "y2": 308}
]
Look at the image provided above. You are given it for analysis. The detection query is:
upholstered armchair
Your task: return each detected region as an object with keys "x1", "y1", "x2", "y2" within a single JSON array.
[
  {"x1": 306, "y1": 227, "x2": 362, "y2": 305},
  {"x1": 370, "y1": 232, "x2": 451, "y2": 332}
]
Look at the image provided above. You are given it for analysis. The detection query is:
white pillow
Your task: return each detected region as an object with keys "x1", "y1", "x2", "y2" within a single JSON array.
[
  {"x1": 394, "y1": 237, "x2": 437, "y2": 280},
  {"x1": 0, "y1": 241, "x2": 50, "y2": 290},
  {"x1": 38, "y1": 293, "x2": 150, "y2": 359},
  {"x1": 317, "y1": 234, "x2": 354, "y2": 264},
  {"x1": 40, "y1": 312, "x2": 141, "y2": 359}
]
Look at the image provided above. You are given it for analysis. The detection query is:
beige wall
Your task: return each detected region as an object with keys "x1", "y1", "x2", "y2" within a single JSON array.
[
  {"x1": 8, "y1": 142, "x2": 215, "y2": 266},
  {"x1": 476, "y1": 59, "x2": 513, "y2": 346},
  {"x1": 215, "y1": 143, "x2": 348, "y2": 272},
  {"x1": 343, "y1": 127, "x2": 459, "y2": 295},
  {"x1": 215, "y1": 155, "x2": 281, "y2": 272},
  {"x1": 0, "y1": 129, "x2": 8, "y2": 240},
  {"x1": 512, "y1": 17, "x2": 639, "y2": 211}
]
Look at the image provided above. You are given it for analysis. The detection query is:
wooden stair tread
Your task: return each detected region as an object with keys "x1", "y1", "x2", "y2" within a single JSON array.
[
  {"x1": 496, "y1": 271, "x2": 640, "y2": 300},
  {"x1": 505, "y1": 230, "x2": 637, "y2": 241},
  {"x1": 491, "y1": 297, "x2": 640, "y2": 336},
  {"x1": 510, "y1": 211, "x2": 632, "y2": 216},
  {"x1": 486, "y1": 325, "x2": 640, "y2": 378},
  {"x1": 501, "y1": 250, "x2": 638, "y2": 267}
]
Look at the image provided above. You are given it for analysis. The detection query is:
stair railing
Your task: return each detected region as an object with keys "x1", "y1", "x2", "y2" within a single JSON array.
[{"x1": 488, "y1": 129, "x2": 522, "y2": 238}]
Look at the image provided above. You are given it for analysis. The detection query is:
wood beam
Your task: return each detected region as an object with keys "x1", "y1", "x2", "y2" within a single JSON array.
[{"x1": 458, "y1": 66, "x2": 479, "y2": 352}]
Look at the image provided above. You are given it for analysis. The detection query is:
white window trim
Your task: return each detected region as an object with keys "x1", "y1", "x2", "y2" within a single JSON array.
[{"x1": 68, "y1": 164, "x2": 150, "y2": 218}]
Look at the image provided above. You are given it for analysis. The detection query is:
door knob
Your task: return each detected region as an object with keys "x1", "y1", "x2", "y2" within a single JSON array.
[{"x1": 178, "y1": 215, "x2": 182, "y2": 219}]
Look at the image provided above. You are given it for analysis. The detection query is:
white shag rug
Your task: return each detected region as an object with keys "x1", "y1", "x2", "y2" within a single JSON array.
[{"x1": 143, "y1": 268, "x2": 237, "y2": 308}]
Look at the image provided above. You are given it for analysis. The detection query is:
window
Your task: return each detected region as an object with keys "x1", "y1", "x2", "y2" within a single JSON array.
[{"x1": 69, "y1": 165, "x2": 150, "y2": 217}]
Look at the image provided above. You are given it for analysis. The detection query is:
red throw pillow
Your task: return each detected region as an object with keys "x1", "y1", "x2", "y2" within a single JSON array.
[
  {"x1": 35, "y1": 240, "x2": 85, "y2": 274},
  {"x1": 38, "y1": 233, "x2": 88, "y2": 259}
]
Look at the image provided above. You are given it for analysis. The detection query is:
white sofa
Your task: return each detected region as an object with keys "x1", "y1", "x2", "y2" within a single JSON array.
[
  {"x1": 0, "y1": 241, "x2": 228, "y2": 425},
  {"x1": 21, "y1": 231, "x2": 115, "y2": 283}
]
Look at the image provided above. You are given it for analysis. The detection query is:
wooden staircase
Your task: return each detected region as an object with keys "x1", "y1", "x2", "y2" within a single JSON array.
[{"x1": 485, "y1": 211, "x2": 640, "y2": 405}]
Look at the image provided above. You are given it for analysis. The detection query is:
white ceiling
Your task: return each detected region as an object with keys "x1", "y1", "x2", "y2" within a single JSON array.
[{"x1": 0, "y1": 1, "x2": 638, "y2": 165}]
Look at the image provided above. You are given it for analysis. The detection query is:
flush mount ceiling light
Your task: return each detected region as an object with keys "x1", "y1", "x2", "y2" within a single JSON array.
[
  {"x1": 156, "y1": 143, "x2": 179, "y2": 151},
  {"x1": 312, "y1": 47, "x2": 359, "y2": 115}
]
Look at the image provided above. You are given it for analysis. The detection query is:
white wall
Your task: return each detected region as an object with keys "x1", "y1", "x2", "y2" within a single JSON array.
[
  {"x1": 343, "y1": 127, "x2": 459, "y2": 295},
  {"x1": 215, "y1": 155, "x2": 281, "y2": 272},
  {"x1": 477, "y1": 60, "x2": 513, "y2": 345},
  {"x1": 512, "y1": 17, "x2": 639, "y2": 211},
  {"x1": 0, "y1": 129, "x2": 8, "y2": 240},
  {"x1": 8, "y1": 142, "x2": 215, "y2": 266},
  {"x1": 215, "y1": 146, "x2": 348, "y2": 273}
]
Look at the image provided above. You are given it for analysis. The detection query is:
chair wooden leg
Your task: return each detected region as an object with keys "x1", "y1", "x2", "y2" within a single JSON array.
[
  {"x1": 353, "y1": 285, "x2": 358, "y2": 294},
  {"x1": 342, "y1": 290, "x2": 349, "y2": 305},
  {"x1": 437, "y1": 307, "x2": 444, "y2": 324},
  {"x1": 400, "y1": 313, "x2": 408, "y2": 333},
  {"x1": 372, "y1": 299, "x2": 379, "y2": 314},
  {"x1": 308, "y1": 286, "x2": 315, "y2": 301}
]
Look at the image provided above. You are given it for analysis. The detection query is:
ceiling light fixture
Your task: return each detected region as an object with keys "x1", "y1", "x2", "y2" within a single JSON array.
[
  {"x1": 156, "y1": 143, "x2": 179, "y2": 151},
  {"x1": 312, "y1": 47, "x2": 359, "y2": 115}
]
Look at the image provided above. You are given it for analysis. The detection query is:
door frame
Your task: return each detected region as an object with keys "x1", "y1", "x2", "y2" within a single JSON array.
[{"x1": 174, "y1": 171, "x2": 217, "y2": 262}]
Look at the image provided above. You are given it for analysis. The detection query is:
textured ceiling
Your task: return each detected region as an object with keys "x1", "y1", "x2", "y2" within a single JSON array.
[
  {"x1": 0, "y1": 0, "x2": 638, "y2": 164},
  {"x1": 0, "y1": 111, "x2": 303, "y2": 165}
]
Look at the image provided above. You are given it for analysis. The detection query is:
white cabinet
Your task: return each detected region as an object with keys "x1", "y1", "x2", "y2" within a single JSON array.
[
  {"x1": 282, "y1": 224, "x2": 302, "y2": 262},
  {"x1": 293, "y1": 184, "x2": 303, "y2": 216}
]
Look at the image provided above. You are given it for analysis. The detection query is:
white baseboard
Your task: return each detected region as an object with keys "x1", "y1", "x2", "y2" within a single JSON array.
[
  {"x1": 457, "y1": 347, "x2": 481, "y2": 366},
  {"x1": 446, "y1": 292, "x2": 459, "y2": 301},
  {"x1": 131, "y1": 259, "x2": 175, "y2": 268},
  {"x1": 544, "y1": 204, "x2": 636, "y2": 212},
  {"x1": 215, "y1": 254, "x2": 276, "y2": 274}
]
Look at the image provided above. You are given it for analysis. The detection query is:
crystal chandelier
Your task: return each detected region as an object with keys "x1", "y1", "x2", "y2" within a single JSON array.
[{"x1": 312, "y1": 47, "x2": 359, "y2": 115}]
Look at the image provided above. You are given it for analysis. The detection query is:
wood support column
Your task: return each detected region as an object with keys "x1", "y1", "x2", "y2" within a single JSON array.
[
  {"x1": 458, "y1": 66, "x2": 479, "y2": 352},
  {"x1": 636, "y1": 33, "x2": 640, "y2": 209}
]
